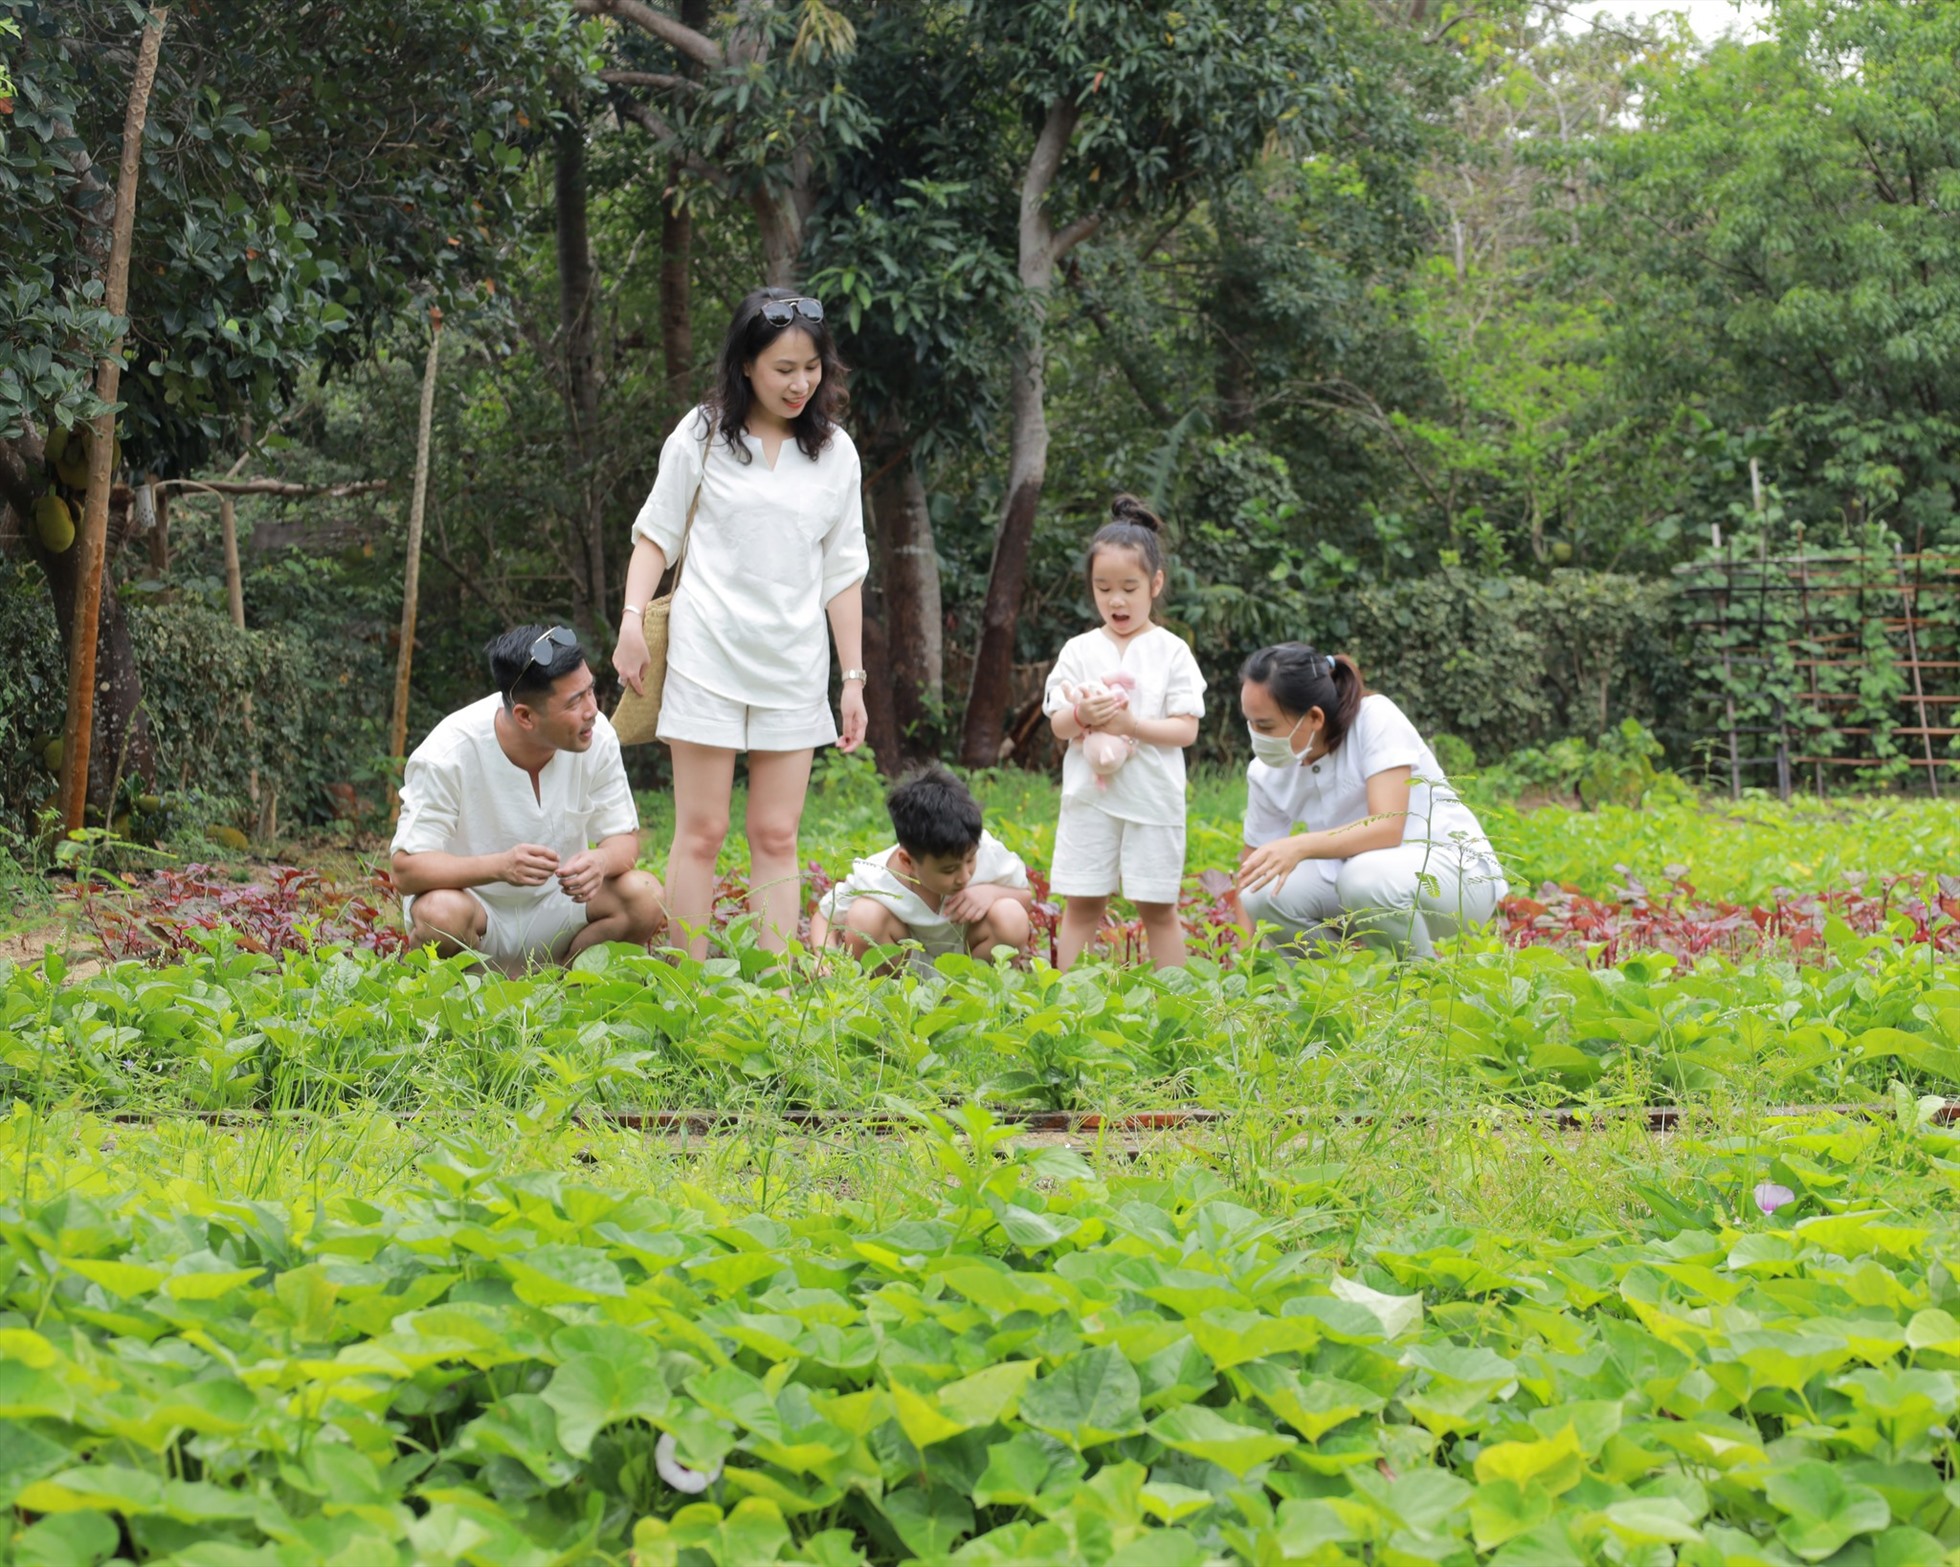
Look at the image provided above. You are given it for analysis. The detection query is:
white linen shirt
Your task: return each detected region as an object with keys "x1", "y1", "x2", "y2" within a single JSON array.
[
  {"x1": 1043, "y1": 625, "x2": 1206, "y2": 826},
  {"x1": 1244, "y1": 692, "x2": 1502, "y2": 883},
  {"x1": 630, "y1": 407, "x2": 869, "y2": 709},
  {"x1": 816, "y1": 831, "x2": 1031, "y2": 958},
  {"x1": 392, "y1": 695, "x2": 639, "y2": 919}
]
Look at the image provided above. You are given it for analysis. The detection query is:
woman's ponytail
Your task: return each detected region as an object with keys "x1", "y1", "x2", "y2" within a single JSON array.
[{"x1": 1239, "y1": 643, "x2": 1370, "y2": 752}]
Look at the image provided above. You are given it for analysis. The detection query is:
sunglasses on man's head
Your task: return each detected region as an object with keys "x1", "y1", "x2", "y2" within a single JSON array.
[
  {"x1": 759, "y1": 296, "x2": 824, "y2": 328},
  {"x1": 530, "y1": 625, "x2": 579, "y2": 667}
]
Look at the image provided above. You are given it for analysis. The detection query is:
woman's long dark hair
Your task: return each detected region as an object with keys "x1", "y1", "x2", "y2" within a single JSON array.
[
  {"x1": 1240, "y1": 643, "x2": 1369, "y2": 753},
  {"x1": 705, "y1": 287, "x2": 850, "y2": 463}
]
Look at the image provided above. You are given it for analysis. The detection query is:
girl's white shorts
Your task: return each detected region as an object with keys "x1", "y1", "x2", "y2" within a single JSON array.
[{"x1": 1049, "y1": 802, "x2": 1185, "y2": 905}]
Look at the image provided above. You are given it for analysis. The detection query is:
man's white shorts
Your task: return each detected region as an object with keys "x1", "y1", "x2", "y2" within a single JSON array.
[
  {"x1": 1049, "y1": 803, "x2": 1186, "y2": 905},
  {"x1": 405, "y1": 888, "x2": 589, "y2": 967},
  {"x1": 656, "y1": 666, "x2": 839, "y2": 753}
]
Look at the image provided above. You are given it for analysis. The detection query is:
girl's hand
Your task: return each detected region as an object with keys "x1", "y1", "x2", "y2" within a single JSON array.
[
  {"x1": 614, "y1": 619, "x2": 651, "y2": 696},
  {"x1": 1077, "y1": 692, "x2": 1123, "y2": 729},
  {"x1": 1102, "y1": 704, "x2": 1140, "y2": 739},
  {"x1": 837, "y1": 683, "x2": 868, "y2": 753},
  {"x1": 1238, "y1": 836, "x2": 1308, "y2": 896}
]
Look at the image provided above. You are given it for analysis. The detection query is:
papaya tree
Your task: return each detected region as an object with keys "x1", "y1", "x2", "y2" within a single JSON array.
[{"x1": 0, "y1": 0, "x2": 578, "y2": 814}]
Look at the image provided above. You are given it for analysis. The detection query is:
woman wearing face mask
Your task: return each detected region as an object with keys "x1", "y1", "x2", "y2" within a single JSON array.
[{"x1": 1236, "y1": 643, "x2": 1507, "y2": 957}]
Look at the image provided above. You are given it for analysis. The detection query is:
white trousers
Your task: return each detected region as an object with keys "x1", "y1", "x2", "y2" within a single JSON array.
[{"x1": 1240, "y1": 844, "x2": 1507, "y2": 958}]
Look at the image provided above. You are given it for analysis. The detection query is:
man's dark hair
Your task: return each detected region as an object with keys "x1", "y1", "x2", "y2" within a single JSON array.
[
  {"x1": 886, "y1": 763, "x2": 984, "y2": 860},
  {"x1": 487, "y1": 624, "x2": 586, "y2": 709}
]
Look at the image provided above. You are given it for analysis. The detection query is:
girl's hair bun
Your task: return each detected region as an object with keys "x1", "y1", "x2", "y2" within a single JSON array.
[{"x1": 1109, "y1": 493, "x2": 1163, "y2": 533}]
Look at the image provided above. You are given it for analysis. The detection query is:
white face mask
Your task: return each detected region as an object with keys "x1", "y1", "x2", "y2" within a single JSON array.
[{"x1": 1248, "y1": 713, "x2": 1314, "y2": 768}]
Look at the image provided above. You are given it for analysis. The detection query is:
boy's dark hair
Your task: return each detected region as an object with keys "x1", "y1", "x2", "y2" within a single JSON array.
[
  {"x1": 886, "y1": 763, "x2": 984, "y2": 860},
  {"x1": 487, "y1": 623, "x2": 586, "y2": 709}
]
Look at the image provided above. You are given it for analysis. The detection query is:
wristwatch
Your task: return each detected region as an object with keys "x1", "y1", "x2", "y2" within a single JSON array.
[{"x1": 840, "y1": 668, "x2": 868, "y2": 684}]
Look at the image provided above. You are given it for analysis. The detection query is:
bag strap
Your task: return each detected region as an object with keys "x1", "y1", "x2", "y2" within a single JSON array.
[{"x1": 665, "y1": 415, "x2": 715, "y2": 590}]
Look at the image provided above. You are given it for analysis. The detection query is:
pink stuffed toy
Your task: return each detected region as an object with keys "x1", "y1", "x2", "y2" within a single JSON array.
[{"x1": 1063, "y1": 670, "x2": 1139, "y2": 787}]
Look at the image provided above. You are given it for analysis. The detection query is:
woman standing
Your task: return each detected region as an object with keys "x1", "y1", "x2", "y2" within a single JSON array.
[
  {"x1": 1236, "y1": 643, "x2": 1506, "y2": 957},
  {"x1": 614, "y1": 289, "x2": 869, "y2": 958}
]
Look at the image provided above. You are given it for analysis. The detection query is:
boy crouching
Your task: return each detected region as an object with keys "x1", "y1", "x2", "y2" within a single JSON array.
[{"x1": 811, "y1": 765, "x2": 1035, "y2": 968}]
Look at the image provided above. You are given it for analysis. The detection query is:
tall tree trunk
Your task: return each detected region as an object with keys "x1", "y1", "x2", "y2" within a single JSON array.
[
  {"x1": 555, "y1": 105, "x2": 609, "y2": 637},
  {"x1": 1212, "y1": 209, "x2": 1257, "y2": 437},
  {"x1": 959, "y1": 99, "x2": 1098, "y2": 766},
  {"x1": 660, "y1": 171, "x2": 693, "y2": 410},
  {"x1": 753, "y1": 193, "x2": 802, "y2": 288},
  {"x1": 868, "y1": 444, "x2": 941, "y2": 769},
  {"x1": 388, "y1": 312, "x2": 443, "y2": 816},
  {"x1": 61, "y1": 5, "x2": 167, "y2": 829},
  {"x1": 658, "y1": 0, "x2": 709, "y2": 414},
  {"x1": 860, "y1": 612, "x2": 901, "y2": 774},
  {"x1": 34, "y1": 489, "x2": 157, "y2": 811}
]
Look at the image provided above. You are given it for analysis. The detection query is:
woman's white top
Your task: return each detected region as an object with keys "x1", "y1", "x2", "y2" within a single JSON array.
[
  {"x1": 630, "y1": 407, "x2": 869, "y2": 709},
  {"x1": 1043, "y1": 625, "x2": 1207, "y2": 827},
  {"x1": 815, "y1": 831, "x2": 1031, "y2": 957},
  {"x1": 1244, "y1": 692, "x2": 1503, "y2": 882}
]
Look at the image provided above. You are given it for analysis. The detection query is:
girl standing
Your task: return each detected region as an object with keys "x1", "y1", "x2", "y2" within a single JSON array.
[
  {"x1": 1044, "y1": 496, "x2": 1206, "y2": 969},
  {"x1": 1236, "y1": 643, "x2": 1507, "y2": 956},
  {"x1": 613, "y1": 288, "x2": 869, "y2": 958}
]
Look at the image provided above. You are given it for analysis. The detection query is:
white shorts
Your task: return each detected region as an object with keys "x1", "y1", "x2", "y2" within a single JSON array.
[
  {"x1": 405, "y1": 889, "x2": 588, "y2": 966},
  {"x1": 656, "y1": 666, "x2": 838, "y2": 753},
  {"x1": 1049, "y1": 803, "x2": 1186, "y2": 905}
]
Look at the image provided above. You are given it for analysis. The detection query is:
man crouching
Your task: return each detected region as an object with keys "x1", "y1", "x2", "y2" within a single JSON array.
[{"x1": 392, "y1": 624, "x2": 664, "y2": 972}]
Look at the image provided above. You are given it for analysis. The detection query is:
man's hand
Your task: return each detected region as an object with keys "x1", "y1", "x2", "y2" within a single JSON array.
[
  {"x1": 556, "y1": 850, "x2": 604, "y2": 904},
  {"x1": 1238, "y1": 836, "x2": 1308, "y2": 896},
  {"x1": 944, "y1": 883, "x2": 1007, "y2": 923},
  {"x1": 503, "y1": 843, "x2": 561, "y2": 887}
]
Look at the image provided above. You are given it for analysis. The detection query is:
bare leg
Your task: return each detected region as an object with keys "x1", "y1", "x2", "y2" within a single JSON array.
[
  {"x1": 967, "y1": 899, "x2": 1033, "y2": 960},
  {"x1": 405, "y1": 889, "x2": 487, "y2": 958},
  {"x1": 744, "y1": 747, "x2": 815, "y2": 954},
  {"x1": 665, "y1": 740, "x2": 738, "y2": 959},
  {"x1": 1056, "y1": 895, "x2": 1109, "y2": 972},
  {"x1": 1135, "y1": 900, "x2": 1187, "y2": 969},
  {"x1": 566, "y1": 869, "x2": 665, "y2": 959}
]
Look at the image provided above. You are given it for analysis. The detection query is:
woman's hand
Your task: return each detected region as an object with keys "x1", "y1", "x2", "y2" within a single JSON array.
[
  {"x1": 614, "y1": 617, "x2": 651, "y2": 697},
  {"x1": 837, "y1": 683, "x2": 868, "y2": 753},
  {"x1": 1238, "y1": 835, "x2": 1309, "y2": 897}
]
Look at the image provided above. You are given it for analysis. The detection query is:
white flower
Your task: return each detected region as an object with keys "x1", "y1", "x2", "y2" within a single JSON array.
[{"x1": 655, "y1": 1431, "x2": 721, "y2": 1494}]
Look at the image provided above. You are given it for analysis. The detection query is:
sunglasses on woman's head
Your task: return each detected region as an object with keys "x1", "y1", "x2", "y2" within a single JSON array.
[
  {"x1": 530, "y1": 625, "x2": 579, "y2": 666},
  {"x1": 759, "y1": 296, "x2": 824, "y2": 328}
]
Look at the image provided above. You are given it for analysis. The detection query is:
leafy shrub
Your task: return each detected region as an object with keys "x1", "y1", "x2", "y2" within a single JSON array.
[{"x1": 0, "y1": 560, "x2": 61, "y2": 840}]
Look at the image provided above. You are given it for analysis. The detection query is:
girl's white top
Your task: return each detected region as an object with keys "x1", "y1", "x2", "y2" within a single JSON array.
[
  {"x1": 1244, "y1": 692, "x2": 1504, "y2": 883},
  {"x1": 630, "y1": 407, "x2": 869, "y2": 709},
  {"x1": 1043, "y1": 625, "x2": 1207, "y2": 827}
]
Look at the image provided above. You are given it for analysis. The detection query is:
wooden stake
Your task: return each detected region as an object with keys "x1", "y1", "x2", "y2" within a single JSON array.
[
  {"x1": 61, "y1": 6, "x2": 167, "y2": 833},
  {"x1": 388, "y1": 308, "x2": 444, "y2": 815},
  {"x1": 220, "y1": 494, "x2": 244, "y2": 630}
]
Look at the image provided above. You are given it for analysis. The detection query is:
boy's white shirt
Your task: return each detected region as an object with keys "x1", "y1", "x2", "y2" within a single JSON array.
[
  {"x1": 629, "y1": 406, "x2": 869, "y2": 709},
  {"x1": 816, "y1": 831, "x2": 1030, "y2": 956},
  {"x1": 1043, "y1": 625, "x2": 1206, "y2": 826}
]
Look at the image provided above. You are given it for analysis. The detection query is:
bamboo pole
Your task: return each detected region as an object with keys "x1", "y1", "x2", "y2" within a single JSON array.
[
  {"x1": 60, "y1": 5, "x2": 167, "y2": 832},
  {"x1": 388, "y1": 307, "x2": 444, "y2": 816}
]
